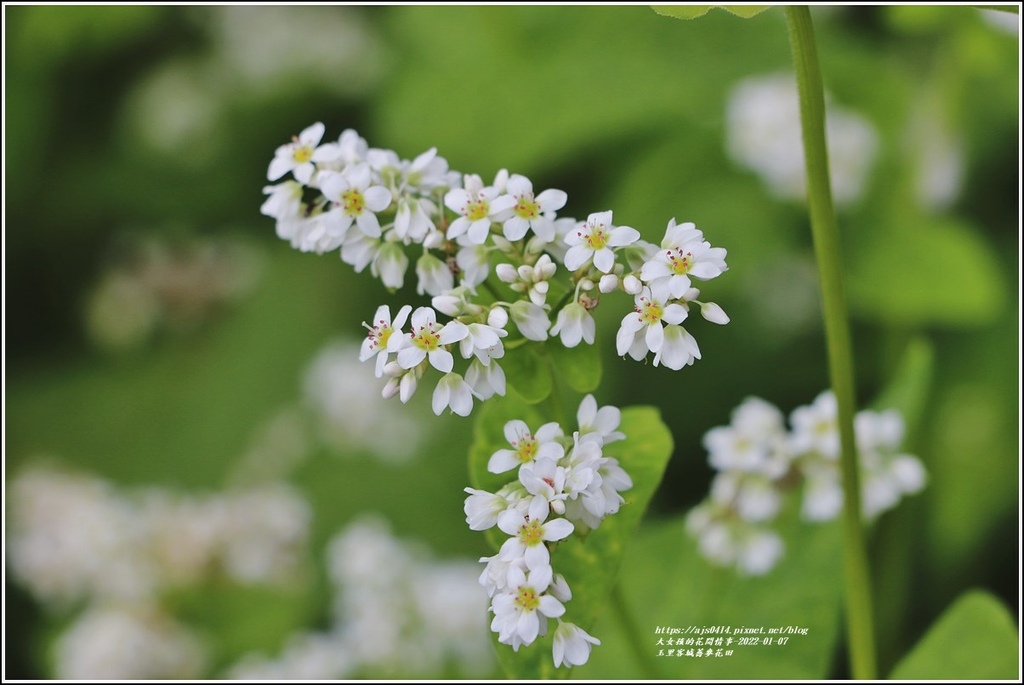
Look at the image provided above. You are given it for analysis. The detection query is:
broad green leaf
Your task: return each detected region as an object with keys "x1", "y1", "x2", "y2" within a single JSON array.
[
  {"x1": 546, "y1": 341, "x2": 602, "y2": 394},
  {"x1": 582, "y1": 511, "x2": 844, "y2": 679},
  {"x1": 889, "y1": 590, "x2": 1019, "y2": 680},
  {"x1": 651, "y1": 5, "x2": 772, "y2": 20},
  {"x1": 483, "y1": 406, "x2": 674, "y2": 678},
  {"x1": 869, "y1": 336, "x2": 934, "y2": 435},
  {"x1": 846, "y1": 216, "x2": 1006, "y2": 328},
  {"x1": 501, "y1": 345, "x2": 553, "y2": 404}
]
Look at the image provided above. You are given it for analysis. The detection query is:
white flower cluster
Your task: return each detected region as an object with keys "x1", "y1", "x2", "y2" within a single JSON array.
[
  {"x1": 726, "y1": 72, "x2": 879, "y2": 207},
  {"x1": 7, "y1": 463, "x2": 312, "y2": 679},
  {"x1": 687, "y1": 391, "x2": 927, "y2": 576},
  {"x1": 463, "y1": 395, "x2": 632, "y2": 668},
  {"x1": 225, "y1": 515, "x2": 494, "y2": 679},
  {"x1": 260, "y1": 125, "x2": 730, "y2": 417}
]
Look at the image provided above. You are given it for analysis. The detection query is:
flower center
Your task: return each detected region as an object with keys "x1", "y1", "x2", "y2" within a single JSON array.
[
  {"x1": 465, "y1": 198, "x2": 490, "y2": 221},
  {"x1": 512, "y1": 434, "x2": 538, "y2": 463},
  {"x1": 514, "y1": 584, "x2": 541, "y2": 612},
  {"x1": 580, "y1": 224, "x2": 609, "y2": 250},
  {"x1": 292, "y1": 145, "x2": 314, "y2": 164},
  {"x1": 637, "y1": 297, "x2": 664, "y2": 325},
  {"x1": 514, "y1": 195, "x2": 541, "y2": 220},
  {"x1": 517, "y1": 517, "x2": 545, "y2": 547},
  {"x1": 667, "y1": 248, "x2": 693, "y2": 276},
  {"x1": 411, "y1": 323, "x2": 442, "y2": 351},
  {"x1": 364, "y1": 319, "x2": 393, "y2": 350},
  {"x1": 341, "y1": 189, "x2": 366, "y2": 216}
]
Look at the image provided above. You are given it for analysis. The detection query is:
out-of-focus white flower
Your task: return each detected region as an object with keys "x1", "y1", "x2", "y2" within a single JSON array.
[
  {"x1": 550, "y1": 301, "x2": 596, "y2": 348},
  {"x1": 55, "y1": 604, "x2": 206, "y2": 680},
  {"x1": 726, "y1": 72, "x2": 878, "y2": 206},
  {"x1": 552, "y1": 620, "x2": 601, "y2": 668}
]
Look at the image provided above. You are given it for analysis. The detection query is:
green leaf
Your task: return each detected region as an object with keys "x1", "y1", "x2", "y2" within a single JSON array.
[
  {"x1": 889, "y1": 590, "x2": 1019, "y2": 679},
  {"x1": 486, "y1": 406, "x2": 674, "y2": 678},
  {"x1": 846, "y1": 216, "x2": 1006, "y2": 328},
  {"x1": 651, "y1": 5, "x2": 772, "y2": 20},
  {"x1": 582, "y1": 512, "x2": 845, "y2": 679},
  {"x1": 501, "y1": 345, "x2": 552, "y2": 404},
  {"x1": 869, "y1": 336, "x2": 934, "y2": 435},
  {"x1": 546, "y1": 341, "x2": 602, "y2": 394}
]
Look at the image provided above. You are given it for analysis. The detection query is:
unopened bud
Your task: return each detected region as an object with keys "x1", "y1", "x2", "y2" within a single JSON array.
[
  {"x1": 495, "y1": 263, "x2": 518, "y2": 283},
  {"x1": 488, "y1": 306, "x2": 509, "y2": 329},
  {"x1": 622, "y1": 274, "x2": 643, "y2": 295},
  {"x1": 700, "y1": 302, "x2": 730, "y2": 325},
  {"x1": 598, "y1": 274, "x2": 619, "y2": 293}
]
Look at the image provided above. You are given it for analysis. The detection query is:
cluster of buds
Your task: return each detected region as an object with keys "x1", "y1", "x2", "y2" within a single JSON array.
[
  {"x1": 686, "y1": 391, "x2": 927, "y2": 576},
  {"x1": 260, "y1": 124, "x2": 730, "y2": 416},
  {"x1": 464, "y1": 395, "x2": 632, "y2": 667}
]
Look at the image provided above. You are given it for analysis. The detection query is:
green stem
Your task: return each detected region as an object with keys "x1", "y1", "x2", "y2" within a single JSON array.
[
  {"x1": 784, "y1": 6, "x2": 876, "y2": 680},
  {"x1": 611, "y1": 582, "x2": 660, "y2": 679}
]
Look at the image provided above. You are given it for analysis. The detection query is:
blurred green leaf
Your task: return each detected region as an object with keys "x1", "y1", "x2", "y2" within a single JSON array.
[
  {"x1": 869, "y1": 337, "x2": 934, "y2": 434},
  {"x1": 581, "y1": 511, "x2": 844, "y2": 679},
  {"x1": 651, "y1": 5, "x2": 772, "y2": 20},
  {"x1": 889, "y1": 590, "x2": 1019, "y2": 679},
  {"x1": 486, "y1": 406, "x2": 674, "y2": 678},
  {"x1": 846, "y1": 216, "x2": 1006, "y2": 328},
  {"x1": 501, "y1": 345, "x2": 553, "y2": 404},
  {"x1": 546, "y1": 341, "x2": 602, "y2": 394}
]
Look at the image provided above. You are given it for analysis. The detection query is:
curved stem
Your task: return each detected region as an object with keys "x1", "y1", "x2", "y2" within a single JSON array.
[{"x1": 784, "y1": 6, "x2": 876, "y2": 680}]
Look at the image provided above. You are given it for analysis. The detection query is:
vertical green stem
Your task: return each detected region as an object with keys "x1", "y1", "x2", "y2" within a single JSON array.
[{"x1": 784, "y1": 6, "x2": 877, "y2": 680}]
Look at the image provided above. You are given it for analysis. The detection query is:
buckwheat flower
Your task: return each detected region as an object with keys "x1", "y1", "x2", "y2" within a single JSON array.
[
  {"x1": 703, "y1": 397, "x2": 790, "y2": 476},
  {"x1": 497, "y1": 495, "x2": 574, "y2": 571},
  {"x1": 464, "y1": 483, "x2": 522, "y2": 531},
  {"x1": 789, "y1": 391, "x2": 840, "y2": 459},
  {"x1": 640, "y1": 220, "x2": 728, "y2": 299},
  {"x1": 616, "y1": 287, "x2": 689, "y2": 362},
  {"x1": 277, "y1": 213, "x2": 347, "y2": 255},
  {"x1": 700, "y1": 301, "x2": 730, "y2": 325},
  {"x1": 456, "y1": 239, "x2": 492, "y2": 287},
  {"x1": 576, "y1": 394, "x2": 626, "y2": 446},
  {"x1": 396, "y1": 306, "x2": 468, "y2": 373},
  {"x1": 709, "y1": 471, "x2": 781, "y2": 522},
  {"x1": 371, "y1": 241, "x2": 409, "y2": 290},
  {"x1": 551, "y1": 301, "x2": 595, "y2": 348},
  {"x1": 800, "y1": 461, "x2": 842, "y2": 521},
  {"x1": 320, "y1": 164, "x2": 392, "y2": 239},
  {"x1": 310, "y1": 127, "x2": 368, "y2": 170},
  {"x1": 340, "y1": 230, "x2": 381, "y2": 273},
  {"x1": 653, "y1": 324, "x2": 701, "y2": 370},
  {"x1": 519, "y1": 457, "x2": 568, "y2": 507},
  {"x1": 686, "y1": 503, "x2": 783, "y2": 576},
  {"x1": 490, "y1": 564, "x2": 565, "y2": 649},
  {"x1": 552, "y1": 620, "x2": 601, "y2": 668},
  {"x1": 564, "y1": 210, "x2": 641, "y2": 273},
  {"x1": 465, "y1": 357, "x2": 506, "y2": 400},
  {"x1": 444, "y1": 174, "x2": 516, "y2": 244},
  {"x1": 458, "y1": 321, "x2": 508, "y2": 364},
  {"x1": 261, "y1": 180, "x2": 305, "y2": 221},
  {"x1": 394, "y1": 196, "x2": 437, "y2": 243},
  {"x1": 359, "y1": 304, "x2": 412, "y2": 377},
  {"x1": 489, "y1": 420, "x2": 565, "y2": 474},
  {"x1": 478, "y1": 552, "x2": 528, "y2": 598},
  {"x1": 501, "y1": 174, "x2": 568, "y2": 242},
  {"x1": 510, "y1": 300, "x2": 551, "y2": 341},
  {"x1": 433, "y1": 372, "x2": 474, "y2": 416},
  {"x1": 401, "y1": 146, "x2": 453, "y2": 193},
  {"x1": 268, "y1": 121, "x2": 326, "y2": 184},
  {"x1": 381, "y1": 361, "x2": 420, "y2": 403},
  {"x1": 415, "y1": 252, "x2": 455, "y2": 296}
]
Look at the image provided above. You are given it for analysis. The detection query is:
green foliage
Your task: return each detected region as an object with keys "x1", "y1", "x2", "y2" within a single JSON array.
[
  {"x1": 889, "y1": 590, "x2": 1019, "y2": 679},
  {"x1": 547, "y1": 341, "x2": 603, "y2": 394},
  {"x1": 651, "y1": 5, "x2": 772, "y2": 20},
  {"x1": 502, "y1": 345, "x2": 554, "y2": 404}
]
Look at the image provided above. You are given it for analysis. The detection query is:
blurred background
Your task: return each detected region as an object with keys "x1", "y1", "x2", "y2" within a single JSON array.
[{"x1": 4, "y1": 5, "x2": 1019, "y2": 679}]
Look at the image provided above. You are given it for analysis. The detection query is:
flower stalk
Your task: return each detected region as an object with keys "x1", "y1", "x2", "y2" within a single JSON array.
[{"x1": 784, "y1": 6, "x2": 877, "y2": 680}]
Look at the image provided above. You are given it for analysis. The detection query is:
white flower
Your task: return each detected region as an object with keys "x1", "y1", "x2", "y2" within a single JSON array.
[
  {"x1": 456, "y1": 240, "x2": 491, "y2": 288},
  {"x1": 359, "y1": 304, "x2": 412, "y2": 378},
  {"x1": 563, "y1": 210, "x2": 640, "y2": 273},
  {"x1": 497, "y1": 495, "x2": 574, "y2": 571},
  {"x1": 488, "y1": 420, "x2": 564, "y2": 474},
  {"x1": 552, "y1": 620, "x2": 601, "y2": 668},
  {"x1": 789, "y1": 391, "x2": 840, "y2": 459},
  {"x1": 550, "y1": 302, "x2": 595, "y2": 348},
  {"x1": 267, "y1": 122, "x2": 326, "y2": 184},
  {"x1": 371, "y1": 241, "x2": 409, "y2": 290},
  {"x1": 576, "y1": 394, "x2": 625, "y2": 446},
  {"x1": 700, "y1": 301, "x2": 730, "y2": 325},
  {"x1": 276, "y1": 213, "x2": 346, "y2": 255},
  {"x1": 432, "y1": 372, "x2": 474, "y2": 416},
  {"x1": 489, "y1": 564, "x2": 565, "y2": 650},
  {"x1": 465, "y1": 358, "x2": 506, "y2": 400},
  {"x1": 415, "y1": 252, "x2": 455, "y2": 296},
  {"x1": 444, "y1": 174, "x2": 516, "y2": 244},
  {"x1": 615, "y1": 287, "x2": 689, "y2": 362},
  {"x1": 464, "y1": 485, "x2": 520, "y2": 531},
  {"x1": 395, "y1": 307, "x2": 467, "y2": 373},
  {"x1": 501, "y1": 174, "x2": 568, "y2": 242},
  {"x1": 340, "y1": 230, "x2": 381, "y2": 274},
  {"x1": 320, "y1": 163, "x2": 392, "y2": 239},
  {"x1": 652, "y1": 324, "x2": 701, "y2": 370},
  {"x1": 260, "y1": 181, "x2": 304, "y2": 221},
  {"x1": 478, "y1": 552, "x2": 528, "y2": 598},
  {"x1": 310, "y1": 127, "x2": 368, "y2": 169},
  {"x1": 510, "y1": 301, "x2": 550, "y2": 341},
  {"x1": 709, "y1": 471, "x2": 781, "y2": 522},
  {"x1": 519, "y1": 458, "x2": 568, "y2": 506},
  {"x1": 459, "y1": 322, "x2": 508, "y2": 364},
  {"x1": 394, "y1": 196, "x2": 437, "y2": 243},
  {"x1": 703, "y1": 397, "x2": 791, "y2": 476},
  {"x1": 640, "y1": 219, "x2": 728, "y2": 299}
]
